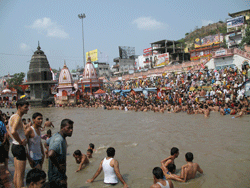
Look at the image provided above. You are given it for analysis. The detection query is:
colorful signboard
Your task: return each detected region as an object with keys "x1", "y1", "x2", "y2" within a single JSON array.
[
  {"x1": 194, "y1": 34, "x2": 223, "y2": 48},
  {"x1": 227, "y1": 16, "x2": 244, "y2": 29},
  {"x1": 190, "y1": 50, "x2": 212, "y2": 61},
  {"x1": 152, "y1": 53, "x2": 169, "y2": 68},
  {"x1": 86, "y1": 49, "x2": 98, "y2": 62}
]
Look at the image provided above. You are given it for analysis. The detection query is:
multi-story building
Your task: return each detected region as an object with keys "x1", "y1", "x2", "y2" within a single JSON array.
[
  {"x1": 94, "y1": 62, "x2": 111, "y2": 78},
  {"x1": 226, "y1": 9, "x2": 250, "y2": 48},
  {"x1": 113, "y1": 46, "x2": 137, "y2": 76}
]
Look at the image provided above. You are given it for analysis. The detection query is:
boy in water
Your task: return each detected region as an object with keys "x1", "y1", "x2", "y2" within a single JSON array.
[
  {"x1": 180, "y1": 152, "x2": 203, "y2": 182},
  {"x1": 161, "y1": 147, "x2": 179, "y2": 174},
  {"x1": 150, "y1": 167, "x2": 174, "y2": 188},
  {"x1": 164, "y1": 164, "x2": 184, "y2": 182},
  {"x1": 26, "y1": 168, "x2": 46, "y2": 188},
  {"x1": 88, "y1": 143, "x2": 95, "y2": 152},
  {"x1": 73, "y1": 149, "x2": 92, "y2": 172},
  {"x1": 25, "y1": 112, "x2": 45, "y2": 170}
]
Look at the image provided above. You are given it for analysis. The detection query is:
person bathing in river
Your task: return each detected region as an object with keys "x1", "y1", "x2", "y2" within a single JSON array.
[
  {"x1": 164, "y1": 164, "x2": 184, "y2": 182},
  {"x1": 73, "y1": 149, "x2": 92, "y2": 172},
  {"x1": 161, "y1": 147, "x2": 179, "y2": 175},
  {"x1": 180, "y1": 152, "x2": 203, "y2": 182}
]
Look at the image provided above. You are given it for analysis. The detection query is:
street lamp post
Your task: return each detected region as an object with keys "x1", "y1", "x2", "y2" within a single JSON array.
[{"x1": 78, "y1": 13, "x2": 86, "y2": 67}]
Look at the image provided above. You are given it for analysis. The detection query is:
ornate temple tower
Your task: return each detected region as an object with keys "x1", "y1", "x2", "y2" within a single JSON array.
[
  {"x1": 55, "y1": 62, "x2": 76, "y2": 105},
  {"x1": 78, "y1": 57, "x2": 103, "y2": 94},
  {"x1": 24, "y1": 43, "x2": 57, "y2": 106}
]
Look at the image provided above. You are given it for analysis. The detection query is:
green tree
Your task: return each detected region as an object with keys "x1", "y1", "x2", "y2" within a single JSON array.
[
  {"x1": 240, "y1": 26, "x2": 250, "y2": 46},
  {"x1": 7, "y1": 72, "x2": 25, "y2": 99}
]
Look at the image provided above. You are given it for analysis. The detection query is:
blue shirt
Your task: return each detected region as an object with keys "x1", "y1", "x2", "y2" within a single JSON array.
[
  {"x1": 0, "y1": 121, "x2": 6, "y2": 137},
  {"x1": 224, "y1": 108, "x2": 231, "y2": 115},
  {"x1": 48, "y1": 132, "x2": 67, "y2": 182}
]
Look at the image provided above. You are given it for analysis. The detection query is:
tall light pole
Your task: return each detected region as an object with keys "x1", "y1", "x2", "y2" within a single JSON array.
[{"x1": 78, "y1": 13, "x2": 86, "y2": 67}]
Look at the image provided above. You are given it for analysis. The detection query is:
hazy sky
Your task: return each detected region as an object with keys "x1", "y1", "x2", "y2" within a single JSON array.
[{"x1": 0, "y1": 0, "x2": 247, "y2": 76}]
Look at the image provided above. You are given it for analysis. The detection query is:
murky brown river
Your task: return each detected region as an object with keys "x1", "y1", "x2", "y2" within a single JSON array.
[{"x1": 3, "y1": 107, "x2": 250, "y2": 187}]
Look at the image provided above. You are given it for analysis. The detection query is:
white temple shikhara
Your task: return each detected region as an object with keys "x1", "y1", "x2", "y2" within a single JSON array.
[
  {"x1": 79, "y1": 56, "x2": 103, "y2": 94},
  {"x1": 54, "y1": 62, "x2": 77, "y2": 105}
]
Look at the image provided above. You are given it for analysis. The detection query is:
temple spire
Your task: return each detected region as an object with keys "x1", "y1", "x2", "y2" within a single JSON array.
[{"x1": 37, "y1": 41, "x2": 41, "y2": 50}]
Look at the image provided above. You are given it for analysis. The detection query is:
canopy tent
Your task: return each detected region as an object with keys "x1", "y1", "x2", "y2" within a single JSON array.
[
  {"x1": 132, "y1": 88, "x2": 143, "y2": 92},
  {"x1": 112, "y1": 90, "x2": 122, "y2": 93},
  {"x1": 94, "y1": 89, "x2": 106, "y2": 94},
  {"x1": 144, "y1": 87, "x2": 157, "y2": 92}
]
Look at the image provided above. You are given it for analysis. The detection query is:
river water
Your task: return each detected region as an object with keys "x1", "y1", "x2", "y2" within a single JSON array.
[{"x1": 3, "y1": 107, "x2": 250, "y2": 188}]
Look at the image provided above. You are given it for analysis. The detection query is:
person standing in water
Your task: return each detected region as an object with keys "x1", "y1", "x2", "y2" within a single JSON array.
[
  {"x1": 86, "y1": 147, "x2": 129, "y2": 188},
  {"x1": 9, "y1": 99, "x2": 29, "y2": 188}
]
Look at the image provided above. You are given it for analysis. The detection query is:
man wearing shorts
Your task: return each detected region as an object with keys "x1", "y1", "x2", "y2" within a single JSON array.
[
  {"x1": 25, "y1": 112, "x2": 44, "y2": 170},
  {"x1": 9, "y1": 99, "x2": 29, "y2": 188}
]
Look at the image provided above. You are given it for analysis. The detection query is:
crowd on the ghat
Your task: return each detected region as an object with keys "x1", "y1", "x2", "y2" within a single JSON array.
[
  {"x1": 69, "y1": 66, "x2": 250, "y2": 118},
  {"x1": 0, "y1": 65, "x2": 249, "y2": 188}
]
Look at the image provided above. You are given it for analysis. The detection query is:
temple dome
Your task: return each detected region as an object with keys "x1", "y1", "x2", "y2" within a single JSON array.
[
  {"x1": 27, "y1": 42, "x2": 53, "y2": 82},
  {"x1": 2, "y1": 88, "x2": 11, "y2": 93},
  {"x1": 58, "y1": 63, "x2": 73, "y2": 87},
  {"x1": 82, "y1": 57, "x2": 98, "y2": 80}
]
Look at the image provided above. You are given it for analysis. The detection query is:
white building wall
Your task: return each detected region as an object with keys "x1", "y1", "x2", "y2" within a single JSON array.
[
  {"x1": 233, "y1": 55, "x2": 250, "y2": 70},
  {"x1": 205, "y1": 58, "x2": 215, "y2": 70},
  {"x1": 136, "y1": 55, "x2": 146, "y2": 69},
  {"x1": 207, "y1": 55, "x2": 250, "y2": 70}
]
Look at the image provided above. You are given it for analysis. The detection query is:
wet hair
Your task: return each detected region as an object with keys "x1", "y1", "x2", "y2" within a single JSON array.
[
  {"x1": 89, "y1": 143, "x2": 95, "y2": 149},
  {"x1": 167, "y1": 164, "x2": 176, "y2": 173},
  {"x1": 47, "y1": 129, "x2": 51, "y2": 135},
  {"x1": 170, "y1": 147, "x2": 179, "y2": 155},
  {"x1": 16, "y1": 99, "x2": 29, "y2": 109},
  {"x1": 185, "y1": 152, "x2": 194, "y2": 162},
  {"x1": 26, "y1": 168, "x2": 46, "y2": 186},
  {"x1": 106, "y1": 147, "x2": 115, "y2": 157},
  {"x1": 61, "y1": 119, "x2": 74, "y2": 129},
  {"x1": 152, "y1": 167, "x2": 164, "y2": 179},
  {"x1": 32, "y1": 112, "x2": 43, "y2": 120},
  {"x1": 87, "y1": 149, "x2": 93, "y2": 154},
  {"x1": 74, "y1": 150, "x2": 82, "y2": 156}
]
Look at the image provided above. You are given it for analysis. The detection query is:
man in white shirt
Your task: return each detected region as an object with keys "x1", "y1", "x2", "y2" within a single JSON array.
[{"x1": 86, "y1": 147, "x2": 128, "y2": 188}]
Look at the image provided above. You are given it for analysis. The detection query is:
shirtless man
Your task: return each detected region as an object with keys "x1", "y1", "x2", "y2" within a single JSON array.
[
  {"x1": 25, "y1": 112, "x2": 45, "y2": 170},
  {"x1": 43, "y1": 118, "x2": 54, "y2": 128},
  {"x1": 73, "y1": 149, "x2": 92, "y2": 172},
  {"x1": 9, "y1": 99, "x2": 29, "y2": 188},
  {"x1": 86, "y1": 147, "x2": 128, "y2": 188},
  {"x1": 180, "y1": 152, "x2": 203, "y2": 182},
  {"x1": 161, "y1": 147, "x2": 179, "y2": 174},
  {"x1": 150, "y1": 167, "x2": 174, "y2": 188}
]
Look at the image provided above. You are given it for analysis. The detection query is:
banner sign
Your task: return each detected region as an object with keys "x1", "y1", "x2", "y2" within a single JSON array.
[
  {"x1": 194, "y1": 34, "x2": 223, "y2": 48},
  {"x1": 86, "y1": 49, "x2": 98, "y2": 62},
  {"x1": 227, "y1": 16, "x2": 244, "y2": 29},
  {"x1": 152, "y1": 53, "x2": 169, "y2": 68}
]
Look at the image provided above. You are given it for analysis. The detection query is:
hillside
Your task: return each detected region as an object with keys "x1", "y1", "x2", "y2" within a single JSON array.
[{"x1": 177, "y1": 21, "x2": 227, "y2": 49}]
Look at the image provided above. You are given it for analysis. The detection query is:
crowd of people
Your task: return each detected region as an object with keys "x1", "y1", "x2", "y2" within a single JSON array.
[
  {"x1": 0, "y1": 99, "x2": 206, "y2": 188},
  {"x1": 62, "y1": 66, "x2": 250, "y2": 118}
]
